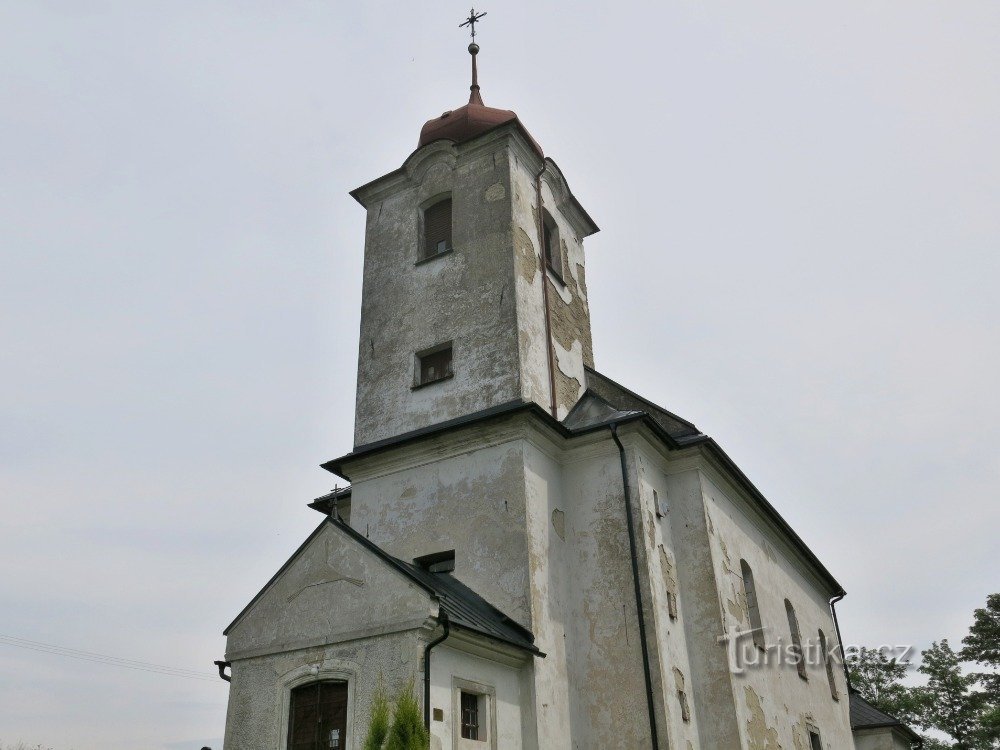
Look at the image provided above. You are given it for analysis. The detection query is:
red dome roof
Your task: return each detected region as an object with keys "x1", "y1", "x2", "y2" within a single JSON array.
[
  {"x1": 417, "y1": 44, "x2": 542, "y2": 156},
  {"x1": 419, "y1": 99, "x2": 518, "y2": 148}
]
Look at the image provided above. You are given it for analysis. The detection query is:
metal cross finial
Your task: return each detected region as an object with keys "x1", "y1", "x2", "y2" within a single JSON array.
[{"x1": 460, "y1": 8, "x2": 486, "y2": 41}]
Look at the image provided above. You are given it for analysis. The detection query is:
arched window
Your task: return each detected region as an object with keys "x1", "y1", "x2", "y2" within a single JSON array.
[
  {"x1": 541, "y1": 209, "x2": 562, "y2": 279},
  {"x1": 740, "y1": 560, "x2": 765, "y2": 649},
  {"x1": 819, "y1": 629, "x2": 839, "y2": 700},
  {"x1": 287, "y1": 680, "x2": 348, "y2": 750},
  {"x1": 422, "y1": 197, "x2": 452, "y2": 260},
  {"x1": 785, "y1": 599, "x2": 807, "y2": 680}
]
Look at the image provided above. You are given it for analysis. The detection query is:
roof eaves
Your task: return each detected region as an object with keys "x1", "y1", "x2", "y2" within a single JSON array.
[
  {"x1": 322, "y1": 400, "x2": 567, "y2": 480},
  {"x1": 702, "y1": 438, "x2": 844, "y2": 596}
]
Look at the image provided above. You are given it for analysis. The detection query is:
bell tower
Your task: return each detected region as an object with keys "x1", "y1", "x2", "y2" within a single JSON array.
[{"x1": 350, "y1": 33, "x2": 599, "y2": 448}]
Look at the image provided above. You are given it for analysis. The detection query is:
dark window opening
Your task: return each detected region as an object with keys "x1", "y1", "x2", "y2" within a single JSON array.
[
  {"x1": 460, "y1": 691, "x2": 480, "y2": 740},
  {"x1": 741, "y1": 560, "x2": 766, "y2": 650},
  {"x1": 541, "y1": 209, "x2": 562, "y2": 279},
  {"x1": 819, "y1": 630, "x2": 839, "y2": 701},
  {"x1": 416, "y1": 343, "x2": 453, "y2": 387},
  {"x1": 413, "y1": 549, "x2": 455, "y2": 573},
  {"x1": 785, "y1": 599, "x2": 807, "y2": 680},
  {"x1": 808, "y1": 728, "x2": 823, "y2": 750},
  {"x1": 287, "y1": 680, "x2": 348, "y2": 750},
  {"x1": 422, "y1": 198, "x2": 452, "y2": 260}
]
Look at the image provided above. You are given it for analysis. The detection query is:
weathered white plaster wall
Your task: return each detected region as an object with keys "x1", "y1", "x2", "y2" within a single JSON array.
[
  {"x1": 698, "y1": 468, "x2": 854, "y2": 750},
  {"x1": 560, "y1": 436, "x2": 656, "y2": 749},
  {"x1": 427, "y1": 643, "x2": 531, "y2": 750},
  {"x1": 352, "y1": 136, "x2": 522, "y2": 447},
  {"x1": 854, "y1": 727, "x2": 915, "y2": 750},
  {"x1": 343, "y1": 418, "x2": 533, "y2": 628},
  {"x1": 223, "y1": 630, "x2": 423, "y2": 750}
]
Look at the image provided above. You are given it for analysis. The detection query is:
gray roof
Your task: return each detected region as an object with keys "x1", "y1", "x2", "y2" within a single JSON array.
[
  {"x1": 849, "y1": 691, "x2": 921, "y2": 741},
  {"x1": 576, "y1": 366, "x2": 704, "y2": 443},
  {"x1": 332, "y1": 518, "x2": 543, "y2": 656}
]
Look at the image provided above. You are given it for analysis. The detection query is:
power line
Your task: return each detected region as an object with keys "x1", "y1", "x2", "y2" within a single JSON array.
[{"x1": 0, "y1": 634, "x2": 219, "y2": 682}]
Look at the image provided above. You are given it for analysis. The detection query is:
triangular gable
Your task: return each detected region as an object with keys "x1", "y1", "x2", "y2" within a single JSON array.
[{"x1": 224, "y1": 519, "x2": 435, "y2": 658}]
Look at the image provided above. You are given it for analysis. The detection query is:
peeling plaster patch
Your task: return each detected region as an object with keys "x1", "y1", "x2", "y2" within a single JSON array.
[
  {"x1": 484, "y1": 182, "x2": 505, "y2": 202},
  {"x1": 551, "y1": 275, "x2": 574, "y2": 304},
  {"x1": 552, "y1": 338, "x2": 586, "y2": 415},
  {"x1": 515, "y1": 227, "x2": 538, "y2": 283},
  {"x1": 659, "y1": 545, "x2": 679, "y2": 598},
  {"x1": 551, "y1": 508, "x2": 565, "y2": 541},
  {"x1": 646, "y1": 510, "x2": 656, "y2": 549},
  {"x1": 706, "y1": 511, "x2": 715, "y2": 536},
  {"x1": 672, "y1": 667, "x2": 686, "y2": 691},
  {"x1": 726, "y1": 581, "x2": 748, "y2": 625},
  {"x1": 719, "y1": 538, "x2": 735, "y2": 575},
  {"x1": 745, "y1": 686, "x2": 782, "y2": 750}
]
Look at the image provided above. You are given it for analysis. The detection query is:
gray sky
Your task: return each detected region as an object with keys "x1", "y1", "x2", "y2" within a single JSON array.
[{"x1": 1, "y1": 2, "x2": 998, "y2": 747}]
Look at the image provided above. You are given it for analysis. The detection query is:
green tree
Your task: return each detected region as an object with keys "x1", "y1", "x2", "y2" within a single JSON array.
[
  {"x1": 384, "y1": 679, "x2": 429, "y2": 750},
  {"x1": 846, "y1": 645, "x2": 919, "y2": 723},
  {"x1": 912, "y1": 639, "x2": 986, "y2": 750},
  {"x1": 363, "y1": 681, "x2": 391, "y2": 750},
  {"x1": 960, "y1": 592, "x2": 1000, "y2": 698}
]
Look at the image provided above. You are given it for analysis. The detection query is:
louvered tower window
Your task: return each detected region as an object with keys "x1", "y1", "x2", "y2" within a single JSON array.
[{"x1": 423, "y1": 198, "x2": 452, "y2": 259}]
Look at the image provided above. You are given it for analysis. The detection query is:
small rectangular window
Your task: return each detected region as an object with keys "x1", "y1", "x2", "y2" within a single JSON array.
[
  {"x1": 415, "y1": 343, "x2": 453, "y2": 387},
  {"x1": 423, "y1": 198, "x2": 452, "y2": 260},
  {"x1": 460, "y1": 691, "x2": 480, "y2": 740},
  {"x1": 808, "y1": 728, "x2": 822, "y2": 750}
]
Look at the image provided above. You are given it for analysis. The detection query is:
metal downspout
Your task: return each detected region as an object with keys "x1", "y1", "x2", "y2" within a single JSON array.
[
  {"x1": 611, "y1": 424, "x2": 660, "y2": 750},
  {"x1": 534, "y1": 165, "x2": 559, "y2": 419},
  {"x1": 829, "y1": 591, "x2": 851, "y2": 690},
  {"x1": 423, "y1": 613, "x2": 450, "y2": 730}
]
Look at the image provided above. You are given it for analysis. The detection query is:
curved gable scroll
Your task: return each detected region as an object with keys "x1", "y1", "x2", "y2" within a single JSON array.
[{"x1": 404, "y1": 140, "x2": 458, "y2": 186}]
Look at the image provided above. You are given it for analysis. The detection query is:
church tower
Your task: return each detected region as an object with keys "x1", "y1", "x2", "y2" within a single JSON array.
[
  {"x1": 221, "y1": 17, "x2": 864, "y2": 750},
  {"x1": 351, "y1": 41, "x2": 598, "y2": 447}
]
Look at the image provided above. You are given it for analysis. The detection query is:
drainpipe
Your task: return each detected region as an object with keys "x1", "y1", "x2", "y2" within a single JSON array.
[
  {"x1": 534, "y1": 164, "x2": 558, "y2": 419},
  {"x1": 214, "y1": 660, "x2": 231, "y2": 683},
  {"x1": 423, "y1": 613, "x2": 450, "y2": 730},
  {"x1": 829, "y1": 591, "x2": 851, "y2": 690},
  {"x1": 610, "y1": 424, "x2": 660, "y2": 750}
]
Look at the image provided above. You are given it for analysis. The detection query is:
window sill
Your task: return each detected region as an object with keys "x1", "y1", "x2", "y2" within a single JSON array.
[
  {"x1": 546, "y1": 265, "x2": 566, "y2": 286},
  {"x1": 411, "y1": 373, "x2": 453, "y2": 390},
  {"x1": 415, "y1": 248, "x2": 453, "y2": 266}
]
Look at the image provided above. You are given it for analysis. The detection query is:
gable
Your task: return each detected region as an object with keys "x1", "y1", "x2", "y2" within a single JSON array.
[{"x1": 225, "y1": 520, "x2": 436, "y2": 659}]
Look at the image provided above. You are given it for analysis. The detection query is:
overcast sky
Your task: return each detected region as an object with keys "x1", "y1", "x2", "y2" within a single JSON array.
[{"x1": 1, "y1": 2, "x2": 998, "y2": 748}]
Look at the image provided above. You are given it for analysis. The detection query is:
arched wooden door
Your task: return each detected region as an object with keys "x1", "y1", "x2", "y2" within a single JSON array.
[{"x1": 287, "y1": 680, "x2": 348, "y2": 750}]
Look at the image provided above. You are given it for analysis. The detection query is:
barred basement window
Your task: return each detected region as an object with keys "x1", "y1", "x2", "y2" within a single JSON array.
[
  {"x1": 785, "y1": 598, "x2": 807, "y2": 680},
  {"x1": 819, "y1": 629, "x2": 839, "y2": 701},
  {"x1": 415, "y1": 342, "x2": 453, "y2": 387},
  {"x1": 422, "y1": 197, "x2": 452, "y2": 260},
  {"x1": 740, "y1": 560, "x2": 766, "y2": 650},
  {"x1": 460, "y1": 691, "x2": 480, "y2": 740}
]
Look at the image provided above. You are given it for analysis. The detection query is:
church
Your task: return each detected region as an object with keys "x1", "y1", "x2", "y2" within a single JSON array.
[{"x1": 218, "y1": 22, "x2": 916, "y2": 750}]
